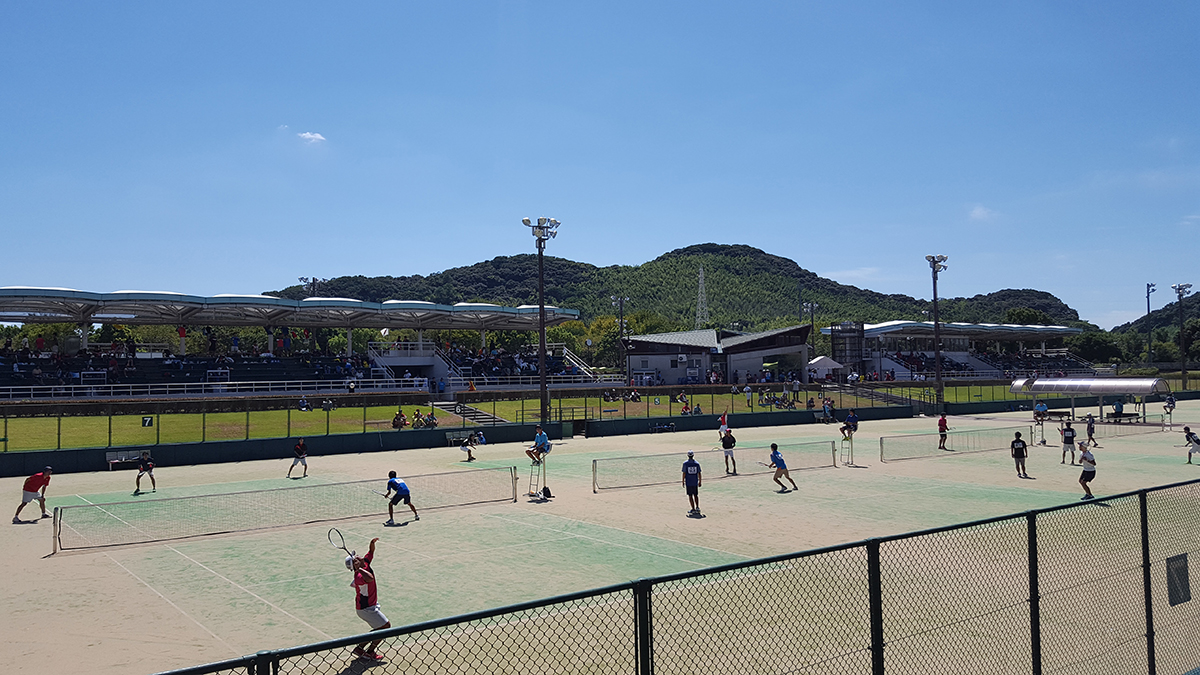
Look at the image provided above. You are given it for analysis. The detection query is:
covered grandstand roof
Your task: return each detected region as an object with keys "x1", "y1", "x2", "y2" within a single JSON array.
[
  {"x1": 1009, "y1": 377, "x2": 1171, "y2": 396},
  {"x1": 622, "y1": 325, "x2": 810, "y2": 354},
  {"x1": 819, "y1": 320, "x2": 1082, "y2": 341},
  {"x1": 0, "y1": 287, "x2": 580, "y2": 330}
]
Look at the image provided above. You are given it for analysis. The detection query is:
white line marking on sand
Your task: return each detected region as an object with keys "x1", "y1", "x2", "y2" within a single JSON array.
[
  {"x1": 103, "y1": 554, "x2": 239, "y2": 656},
  {"x1": 485, "y1": 513, "x2": 735, "y2": 566},
  {"x1": 166, "y1": 546, "x2": 333, "y2": 641}
]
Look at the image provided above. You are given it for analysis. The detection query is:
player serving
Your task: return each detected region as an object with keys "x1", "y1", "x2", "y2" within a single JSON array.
[
  {"x1": 384, "y1": 471, "x2": 419, "y2": 525},
  {"x1": 135, "y1": 451, "x2": 156, "y2": 494},
  {"x1": 347, "y1": 537, "x2": 389, "y2": 661}
]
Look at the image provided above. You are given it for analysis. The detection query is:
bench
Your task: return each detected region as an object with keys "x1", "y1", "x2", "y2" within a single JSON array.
[
  {"x1": 1037, "y1": 411, "x2": 1071, "y2": 422},
  {"x1": 1105, "y1": 412, "x2": 1140, "y2": 423},
  {"x1": 813, "y1": 412, "x2": 832, "y2": 424},
  {"x1": 446, "y1": 431, "x2": 473, "y2": 447},
  {"x1": 649, "y1": 422, "x2": 676, "y2": 433},
  {"x1": 106, "y1": 450, "x2": 141, "y2": 470}
]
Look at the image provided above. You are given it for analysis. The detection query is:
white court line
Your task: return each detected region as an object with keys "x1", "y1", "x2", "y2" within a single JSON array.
[
  {"x1": 103, "y1": 553, "x2": 239, "y2": 656},
  {"x1": 485, "y1": 513, "x2": 727, "y2": 567},
  {"x1": 340, "y1": 526, "x2": 435, "y2": 560},
  {"x1": 166, "y1": 546, "x2": 332, "y2": 641},
  {"x1": 512, "y1": 509, "x2": 751, "y2": 559}
]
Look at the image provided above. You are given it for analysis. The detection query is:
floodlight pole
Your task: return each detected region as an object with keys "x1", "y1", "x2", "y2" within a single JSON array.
[
  {"x1": 1146, "y1": 283, "x2": 1156, "y2": 365},
  {"x1": 612, "y1": 295, "x2": 630, "y2": 385},
  {"x1": 927, "y1": 255, "x2": 949, "y2": 409},
  {"x1": 525, "y1": 217, "x2": 560, "y2": 425},
  {"x1": 1172, "y1": 283, "x2": 1191, "y2": 390}
]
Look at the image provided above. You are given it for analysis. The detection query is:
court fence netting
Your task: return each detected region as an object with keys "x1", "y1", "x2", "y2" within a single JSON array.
[
  {"x1": 878, "y1": 425, "x2": 1034, "y2": 462},
  {"x1": 156, "y1": 477, "x2": 1200, "y2": 675},
  {"x1": 592, "y1": 441, "x2": 837, "y2": 492},
  {"x1": 53, "y1": 466, "x2": 518, "y2": 552}
]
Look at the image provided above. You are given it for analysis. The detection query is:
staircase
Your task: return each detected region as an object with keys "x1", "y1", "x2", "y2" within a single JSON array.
[
  {"x1": 432, "y1": 401, "x2": 509, "y2": 425},
  {"x1": 560, "y1": 345, "x2": 600, "y2": 381}
]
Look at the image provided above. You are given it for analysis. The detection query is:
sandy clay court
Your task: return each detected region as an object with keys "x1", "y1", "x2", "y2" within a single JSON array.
[{"x1": 2, "y1": 403, "x2": 1197, "y2": 674}]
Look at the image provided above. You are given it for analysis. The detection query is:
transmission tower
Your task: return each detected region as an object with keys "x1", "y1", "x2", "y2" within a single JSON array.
[{"x1": 695, "y1": 265, "x2": 710, "y2": 329}]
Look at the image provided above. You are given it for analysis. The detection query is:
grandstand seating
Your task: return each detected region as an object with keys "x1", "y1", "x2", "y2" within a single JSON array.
[
  {"x1": 0, "y1": 350, "x2": 370, "y2": 389},
  {"x1": 973, "y1": 351, "x2": 1094, "y2": 377},
  {"x1": 443, "y1": 344, "x2": 573, "y2": 379}
]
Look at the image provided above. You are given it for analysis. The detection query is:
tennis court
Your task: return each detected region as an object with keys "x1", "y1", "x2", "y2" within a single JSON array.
[{"x1": 2, "y1": 402, "x2": 1195, "y2": 674}]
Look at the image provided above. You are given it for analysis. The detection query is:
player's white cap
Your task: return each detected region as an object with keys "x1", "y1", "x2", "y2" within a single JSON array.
[{"x1": 345, "y1": 554, "x2": 356, "y2": 570}]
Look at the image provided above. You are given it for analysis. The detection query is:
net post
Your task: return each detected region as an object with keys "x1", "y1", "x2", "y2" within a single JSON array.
[
  {"x1": 1139, "y1": 490, "x2": 1156, "y2": 675},
  {"x1": 866, "y1": 538, "x2": 884, "y2": 675},
  {"x1": 878, "y1": 436, "x2": 885, "y2": 463},
  {"x1": 1026, "y1": 511, "x2": 1041, "y2": 675},
  {"x1": 632, "y1": 578, "x2": 654, "y2": 675},
  {"x1": 592, "y1": 459, "x2": 599, "y2": 493},
  {"x1": 52, "y1": 507, "x2": 60, "y2": 555},
  {"x1": 510, "y1": 466, "x2": 518, "y2": 502},
  {"x1": 830, "y1": 441, "x2": 836, "y2": 468}
]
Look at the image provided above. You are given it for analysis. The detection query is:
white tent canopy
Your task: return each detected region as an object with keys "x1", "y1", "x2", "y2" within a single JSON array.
[{"x1": 808, "y1": 356, "x2": 844, "y2": 370}]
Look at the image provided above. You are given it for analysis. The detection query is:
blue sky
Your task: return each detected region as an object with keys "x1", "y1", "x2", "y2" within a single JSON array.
[{"x1": 1, "y1": 2, "x2": 1196, "y2": 328}]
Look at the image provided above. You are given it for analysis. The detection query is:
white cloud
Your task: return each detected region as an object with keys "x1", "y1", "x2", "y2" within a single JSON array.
[
  {"x1": 1178, "y1": 214, "x2": 1200, "y2": 227},
  {"x1": 969, "y1": 205, "x2": 998, "y2": 221},
  {"x1": 277, "y1": 124, "x2": 289, "y2": 130},
  {"x1": 297, "y1": 132, "x2": 326, "y2": 143}
]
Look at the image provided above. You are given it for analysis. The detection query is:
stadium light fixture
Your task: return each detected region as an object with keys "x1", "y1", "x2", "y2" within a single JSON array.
[
  {"x1": 1172, "y1": 283, "x2": 1192, "y2": 390},
  {"x1": 526, "y1": 217, "x2": 562, "y2": 424},
  {"x1": 926, "y1": 255, "x2": 949, "y2": 409}
]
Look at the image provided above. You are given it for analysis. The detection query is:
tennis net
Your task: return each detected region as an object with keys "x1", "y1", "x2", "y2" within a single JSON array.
[
  {"x1": 54, "y1": 466, "x2": 517, "y2": 552},
  {"x1": 592, "y1": 441, "x2": 836, "y2": 492},
  {"x1": 879, "y1": 425, "x2": 1032, "y2": 462}
]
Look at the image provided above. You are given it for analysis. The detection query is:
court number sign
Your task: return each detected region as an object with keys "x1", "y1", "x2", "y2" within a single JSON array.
[{"x1": 142, "y1": 416, "x2": 154, "y2": 427}]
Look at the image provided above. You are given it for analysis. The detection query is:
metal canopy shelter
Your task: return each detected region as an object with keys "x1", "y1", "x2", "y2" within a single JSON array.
[
  {"x1": 822, "y1": 320, "x2": 1082, "y2": 342},
  {"x1": 1009, "y1": 377, "x2": 1172, "y2": 423},
  {"x1": 0, "y1": 287, "x2": 580, "y2": 331}
]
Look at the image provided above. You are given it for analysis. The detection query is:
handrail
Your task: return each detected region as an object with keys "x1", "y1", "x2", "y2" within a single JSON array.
[{"x1": 0, "y1": 377, "x2": 435, "y2": 401}]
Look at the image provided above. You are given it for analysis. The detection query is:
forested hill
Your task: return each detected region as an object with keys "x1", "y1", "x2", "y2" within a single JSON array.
[{"x1": 268, "y1": 244, "x2": 1082, "y2": 330}]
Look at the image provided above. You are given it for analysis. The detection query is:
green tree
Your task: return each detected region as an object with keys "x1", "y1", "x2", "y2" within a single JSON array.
[
  {"x1": 1064, "y1": 332, "x2": 1122, "y2": 363},
  {"x1": 1005, "y1": 307, "x2": 1055, "y2": 325}
]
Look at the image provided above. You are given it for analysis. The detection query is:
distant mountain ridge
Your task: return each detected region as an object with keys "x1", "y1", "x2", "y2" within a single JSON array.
[{"x1": 268, "y1": 243, "x2": 1083, "y2": 330}]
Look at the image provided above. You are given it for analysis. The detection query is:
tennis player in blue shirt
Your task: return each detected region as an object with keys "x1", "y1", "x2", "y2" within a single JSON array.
[
  {"x1": 682, "y1": 451, "x2": 702, "y2": 516},
  {"x1": 767, "y1": 443, "x2": 798, "y2": 493},
  {"x1": 384, "y1": 471, "x2": 419, "y2": 525}
]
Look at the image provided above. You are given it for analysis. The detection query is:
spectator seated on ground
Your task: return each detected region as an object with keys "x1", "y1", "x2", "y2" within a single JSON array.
[{"x1": 298, "y1": 396, "x2": 312, "y2": 412}]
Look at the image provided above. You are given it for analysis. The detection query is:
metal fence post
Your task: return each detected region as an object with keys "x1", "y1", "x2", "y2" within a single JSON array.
[
  {"x1": 1027, "y1": 512, "x2": 1042, "y2": 675},
  {"x1": 633, "y1": 578, "x2": 654, "y2": 675},
  {"x1": 1140, "y1": 491, "x2": 1157, "y2": 675},
  {"x1": 867, "y1": 539, "x2": 885, "y2": 675},
  {"x1": 57, "y1": 412, "x2": 62, "y2": 450}
]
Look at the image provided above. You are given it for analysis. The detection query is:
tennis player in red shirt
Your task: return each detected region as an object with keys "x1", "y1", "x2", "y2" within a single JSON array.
[
  {"x1": 14, "y1": 466, "x2": 52, "y2": 524},
  {"x1": 347, "y1": 537, "x2": 390, "y2": 660}
]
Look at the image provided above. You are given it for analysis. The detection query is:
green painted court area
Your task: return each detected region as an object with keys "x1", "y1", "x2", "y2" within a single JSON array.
[{"x1": 5, "y1": 403, "x2": 1198, "y2": 674}]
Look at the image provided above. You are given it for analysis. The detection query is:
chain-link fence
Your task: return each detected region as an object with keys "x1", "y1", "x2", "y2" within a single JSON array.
[{"x1": 156, "y1": 478, "x2": 1200, "y2": 675}]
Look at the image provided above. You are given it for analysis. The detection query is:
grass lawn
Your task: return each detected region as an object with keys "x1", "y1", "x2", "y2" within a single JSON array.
[{"x1": 1, "y1": 403, "x2": 468, "y2": 453}]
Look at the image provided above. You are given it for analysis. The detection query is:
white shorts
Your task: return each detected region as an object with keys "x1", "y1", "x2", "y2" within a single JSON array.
[
  {"x1": 21, "y1": 491, "x2": 44, "y2": 504},
  {"x1": 1063, "y1": 444, "x2": 1075, "y2": 453},
  {"x1": 138, "y1": 469, "x2": 154, "y2": 477},
  {"x1": 291, "y1": 457, "x2": 307, "y2": 467},
  {"x1": 723, "y1": 449, "x2": 734, "y2": 457},
  {"x1": 356, "y1": 605, "x2": 389, "y2": 629},
  {"x1": 1189, "y1": 445, "x2": 1200, "y2": 455}
]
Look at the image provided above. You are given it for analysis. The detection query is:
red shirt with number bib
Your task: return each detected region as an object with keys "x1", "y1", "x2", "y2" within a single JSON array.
[{"x1": 353, "y1": 550, "x2": 378, "y2": 609}]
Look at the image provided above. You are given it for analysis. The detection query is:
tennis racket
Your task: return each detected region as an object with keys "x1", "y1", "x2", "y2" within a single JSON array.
[
  {"x1": 757, "y1": 461, "x2": 773, "y2": 467},
  {"x1": 328, "y1": 527, "x2": 354, "y2": 557},
  {"x1": 371, "y1": 489, "x2": 389, "y2": 498}
]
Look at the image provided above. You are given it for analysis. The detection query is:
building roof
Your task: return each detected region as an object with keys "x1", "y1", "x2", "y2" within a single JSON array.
[
  {"x1": 820, "y1": 320, "x2": 1082, "y2": 341},
  {"x1": 0, "y1": 287, "x2": 580, "y2": 331}
]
